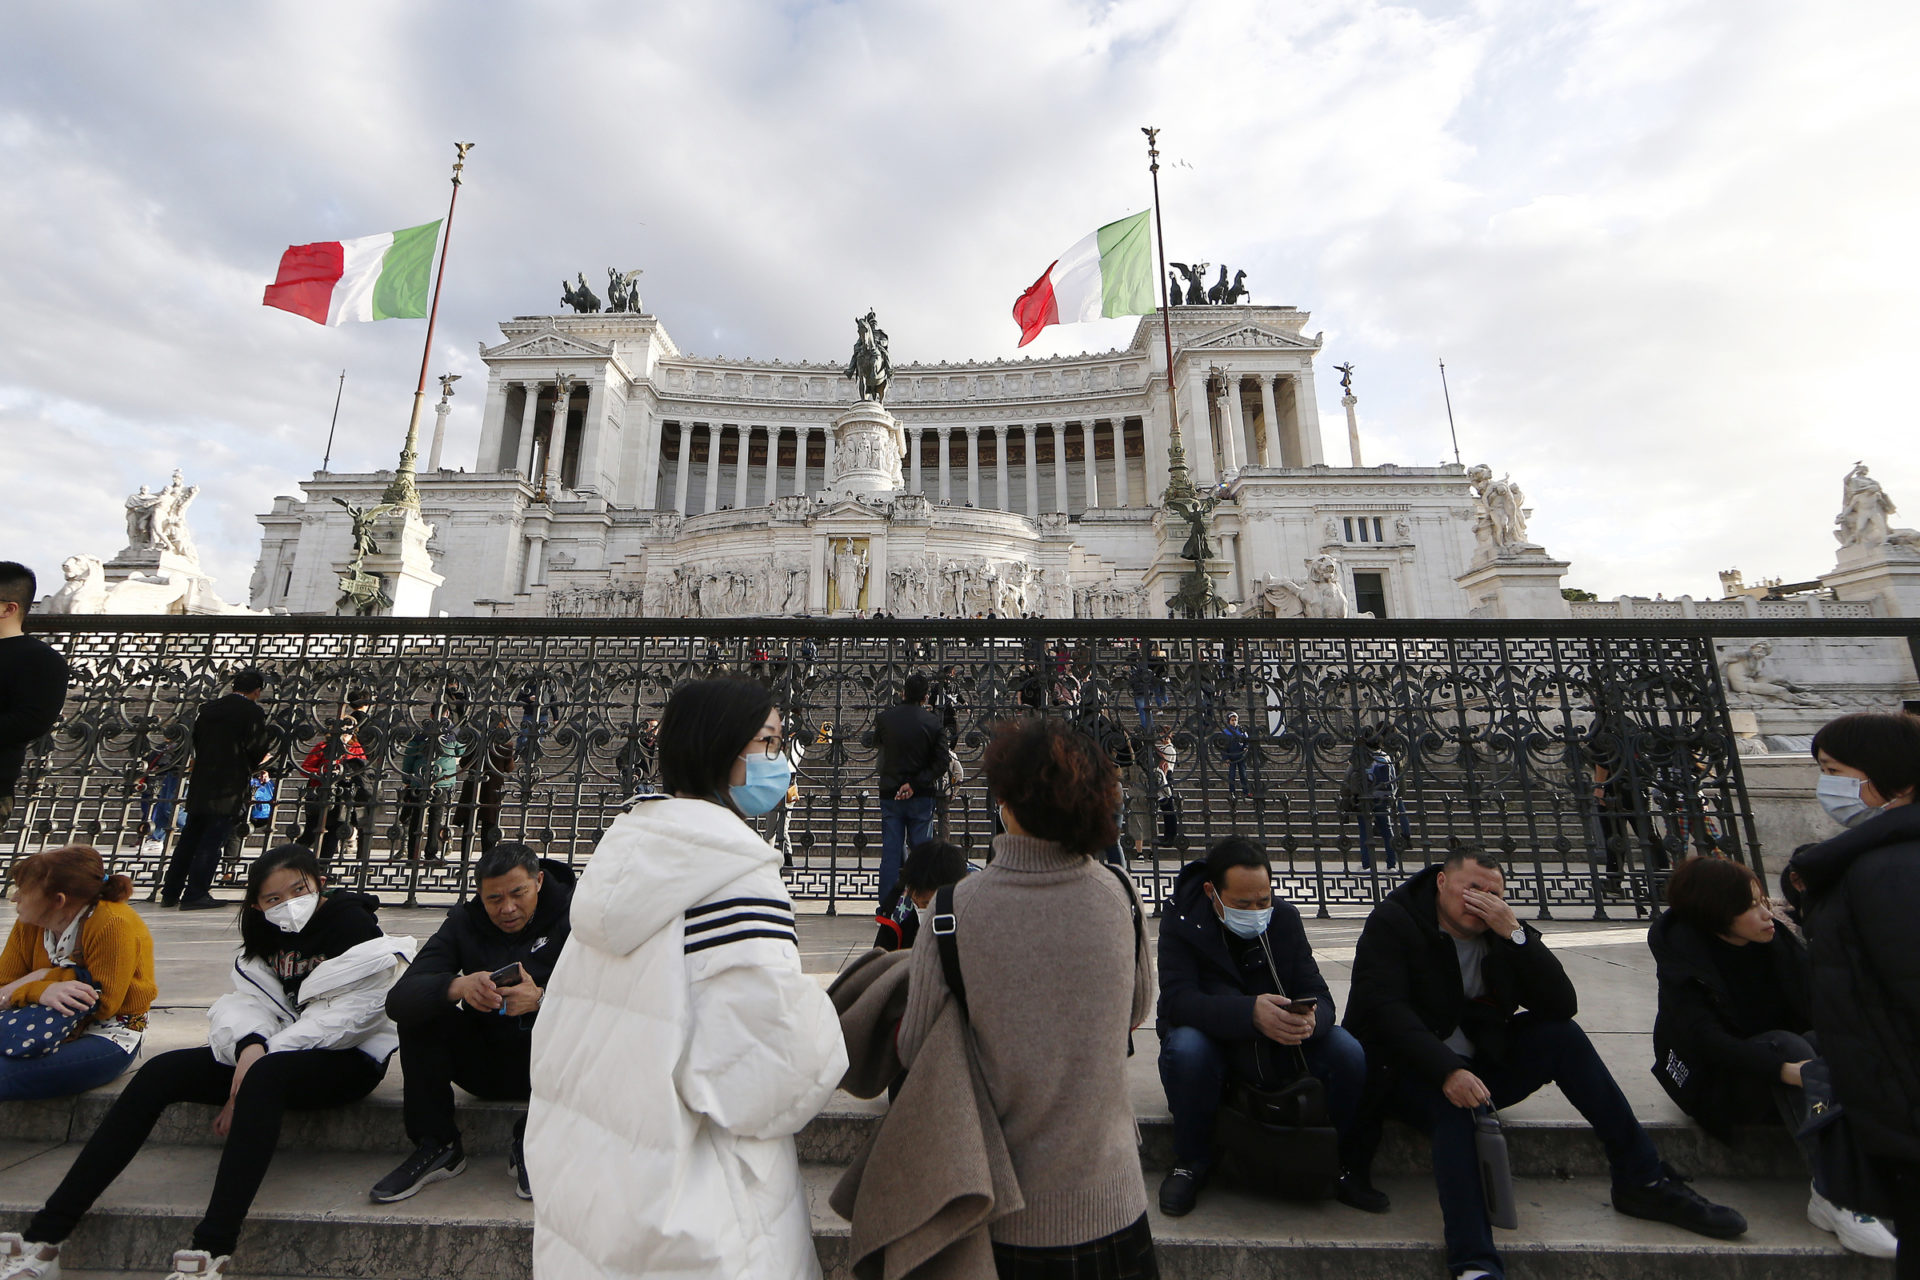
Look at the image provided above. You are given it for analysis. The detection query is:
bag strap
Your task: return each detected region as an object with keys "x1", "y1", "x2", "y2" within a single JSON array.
[
  {"x1": 1257, "y1": 932, "x2": 1312, "y2": 1077},
  {"x1": 932, "y1": 883, "x2": 967, "y2": 1021},
  {"x1": 1100, "y1": 861, "x2": 1145, "y2": 1058}
]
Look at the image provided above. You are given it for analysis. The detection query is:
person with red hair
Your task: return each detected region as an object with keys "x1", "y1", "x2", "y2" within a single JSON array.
[{"x1": 0, "y1": 845, "x2": 155, "y2": 1100}]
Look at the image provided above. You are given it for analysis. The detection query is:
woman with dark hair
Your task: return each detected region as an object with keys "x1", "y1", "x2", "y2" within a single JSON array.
[
  {"x1": 896, "y1": 716, "x2": 1158, "y2": 1277},
  {"x1": 1790, "y1": 711, "x2": 1920, "y2": 1276},
  {"x1": 0, "y1": 845, "x2": 153, "y2": 1100},
  {"x1": 0, "y1": 845, "x2": 414, "y2": 1280},
  {"x1": 526, "y1": 677, "x2": 845, "y2": 1280},
  {"x1": 1649, "y1": 855, "x2": 1895, "y2": 1258}
]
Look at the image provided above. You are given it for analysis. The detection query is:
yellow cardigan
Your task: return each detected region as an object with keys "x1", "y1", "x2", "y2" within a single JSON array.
[{"x1": 0, "y1": 899, "x2": 158, "y2": 1023}]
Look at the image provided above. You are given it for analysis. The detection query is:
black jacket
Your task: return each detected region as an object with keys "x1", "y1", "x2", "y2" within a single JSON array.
[
  {"x1": 385, "y1": 858, "x2": 576, "y2": 1032},
  {"x1": 186, "y1": 692, "x2": 272, "y2": 813},
  {"x1": 1790, "y1": 806, "x2": 1920, "y2": 1164},
  {"x1": 1156, "y1": 860, "x2": 1334, "y2": 1045},
  {"x1": 874, "y1": 702, "x2": 947, "y2": 796},
  {"x1": 1344, "y1": 864, "x2": 1575, "y2": 1084},
  {"x1": 0, "y1": 633, "x2": 70, "y2": 797},
  {"x1": 1647, "y1": 908, "x2": 1811, "y2": 1140}
]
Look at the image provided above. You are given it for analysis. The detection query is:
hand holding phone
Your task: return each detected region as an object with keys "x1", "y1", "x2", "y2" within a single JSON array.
[
  {"x1": 1282, "y1": 997, "x2": 1318, "y2": 1015},
  {"x1": 489, "y1": 963, "x2": 525, "y2": 988}
]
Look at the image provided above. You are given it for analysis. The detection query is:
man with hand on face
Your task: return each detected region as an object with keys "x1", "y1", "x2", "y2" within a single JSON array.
[
  {"x1": 1345, "y1": 844, "x2": 1746, "y2": 1280},
  {"x1": 1155, "y1": 838, "x2": 1378, "y2": 1217},
  {"x1": 372, "y1": 842, "x2": 574, "y2": 1205}
]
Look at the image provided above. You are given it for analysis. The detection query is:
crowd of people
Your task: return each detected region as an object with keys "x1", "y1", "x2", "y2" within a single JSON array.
[{"x1": 0, "y1": 559, "x2": 1914, "y2": 1278}]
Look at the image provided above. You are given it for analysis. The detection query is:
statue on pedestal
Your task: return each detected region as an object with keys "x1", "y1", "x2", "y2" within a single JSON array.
[
  {"x1": 561, "y1": 273, "x2": 601, "y2": 314},
  {"x1": 844, "y1": 311, "x2": 892, "y2": 404},
  {"x1": 1468, "y1": 463, "x2": 1530, "y2": 554},
  {"x1": 830, "y1": 539, "x2": 870, "y2": 613},
  {"x1": 124, "y1": 486, "x2": 164, "y2": 549},
  {"x1": 1254, "y1": 555, "x2": 1359, "y2": 619},
  {"x1": 1835, "y1": 463, "x2": 1920, "y2": 552},
  {"x1": 605, "y1": 268, "x2": 643, "y2": 314}
]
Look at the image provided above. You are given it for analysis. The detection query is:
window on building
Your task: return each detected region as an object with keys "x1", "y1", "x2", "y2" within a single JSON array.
[
  {"x1": 1373, "y1": 517, "x2": 1385, "y2": 542},
  {"x1": 1353, "y1": 571, "x2": 1388, "y2": 618},
  {"x1": 1343, "y1": 517, "x2": 1354, "y2": 542}
]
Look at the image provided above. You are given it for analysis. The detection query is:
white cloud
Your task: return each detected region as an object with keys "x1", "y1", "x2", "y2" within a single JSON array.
[{"x1": 2, "y1": 0, "x2": 1917, "y2": 602}]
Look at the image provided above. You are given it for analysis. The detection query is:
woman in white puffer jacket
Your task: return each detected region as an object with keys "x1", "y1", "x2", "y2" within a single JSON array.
[{"x1": 528, "y1": 677, "x2": 847, "y2": 1279}]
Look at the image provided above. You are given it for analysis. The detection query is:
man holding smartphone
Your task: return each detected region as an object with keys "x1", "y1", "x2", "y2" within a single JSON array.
[
  {"x1": 1155, "y1": 837, "x2": 1378, "y2": 1217},
  {"x1": 372, "y1": 842, "x2": 574, "y2": 1204}
]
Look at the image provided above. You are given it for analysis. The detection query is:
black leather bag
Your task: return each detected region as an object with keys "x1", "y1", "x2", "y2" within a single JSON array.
[{"x1": 1799, "y1": 1059, "x2": 1895, "y2": 1220}]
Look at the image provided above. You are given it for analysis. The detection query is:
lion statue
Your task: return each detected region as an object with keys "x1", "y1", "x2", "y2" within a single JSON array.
[{"x1": 42, "y1": 555, "x2": 107, "y2": 615}]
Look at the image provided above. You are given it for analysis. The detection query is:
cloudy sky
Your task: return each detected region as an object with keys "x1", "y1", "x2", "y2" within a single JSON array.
[{"x1": 4, "y1": 0, "x2": 1917, "y2": 604}]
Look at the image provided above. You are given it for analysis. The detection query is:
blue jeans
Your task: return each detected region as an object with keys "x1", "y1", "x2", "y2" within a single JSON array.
[
  {"x1": 1393, "y1": 1015, "x2": 1661, "y2": 1278},
  {"x1": 877, "y1": 793, "x2": 936, "y2": 904},
  {"x1": 0, "y1": 1034, "x2": 135, "y2": 1101},
  {"x1": 1356, "y1": 801, "x2": 1408, "y2": 870},
  {"x1": 1134, "y1": 694, "x2": 1153, "y2": 731},
  {"x1": 1226, "y1": 759, "x2": 1249, "y2": 795},
  {"x1": 1157, "y1": 1023, "x2": 1368, "y2": 1172}
]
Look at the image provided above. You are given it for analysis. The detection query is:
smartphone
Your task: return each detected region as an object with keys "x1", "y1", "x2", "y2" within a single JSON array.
[
  {"x1": 489, "y1": 964, "x2": 524, "y2": 987},
  {"x1": 1282, "y1": 997, "x2": 1318, "y2": 1015}
]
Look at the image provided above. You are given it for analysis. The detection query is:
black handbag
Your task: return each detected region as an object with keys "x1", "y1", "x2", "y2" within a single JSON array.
[
  {"x1": 0, "y1": 965, "x2": 97, "y2": 1060},
  {"x1": 1798, "y1": 1059, "x2": 1895, "y2": 1220}
]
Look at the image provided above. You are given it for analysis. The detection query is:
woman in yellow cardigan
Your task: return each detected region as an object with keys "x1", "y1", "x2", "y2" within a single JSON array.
[{"x1": 0, "y1": 844, "x2": 156, "y2": 1099}]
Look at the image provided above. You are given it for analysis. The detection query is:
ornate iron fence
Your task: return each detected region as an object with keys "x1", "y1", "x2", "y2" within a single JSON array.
[{"x1": 10, "y1": 614, "x2": 1881, "y2": 918}]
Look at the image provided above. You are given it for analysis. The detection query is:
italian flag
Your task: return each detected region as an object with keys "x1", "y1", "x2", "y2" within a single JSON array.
[
  {"x1": 262, "y1": 221, "x2": 441, "y2": 325},
  {"x1": 1011, "y1": 210, "x2": 1155, "y2": 347}
]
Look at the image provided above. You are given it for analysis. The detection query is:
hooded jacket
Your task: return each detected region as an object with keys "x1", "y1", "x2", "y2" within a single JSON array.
[
  {"x1": 1343, "y1": 864, "x2": 1574, "y2": 1084},
  {"x1": 1789, "y1": 804, "x2": 1920, "y2": 1164},
  {"x1": 1646, "y1": 907, "x2": 1811, "y2": 1140},
  {"x1": 386, "y1": 858, "x2": 575, "y2": 1032},
  {"x1": 526, "y1": 795, "x2": 847, "y2": 1280},
  {"x1": 1156, "y1": 860, "x2": 1334, "y2": 1049}
]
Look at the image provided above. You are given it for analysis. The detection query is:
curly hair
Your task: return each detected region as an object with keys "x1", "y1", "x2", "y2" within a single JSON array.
[{"x1": 983, "y1": 717, "x2": 1119, "y2": 855}]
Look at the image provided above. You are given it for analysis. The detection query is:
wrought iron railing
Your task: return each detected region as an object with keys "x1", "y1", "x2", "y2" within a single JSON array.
[{"x1": 11, "y1": 615, "x2": 1913, "y2": 917}]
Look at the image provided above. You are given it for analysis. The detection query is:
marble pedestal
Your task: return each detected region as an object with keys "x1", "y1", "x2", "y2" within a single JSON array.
[
  {"x1": 341, "y1": 509, "x2": 444, "y2": 617},
  {"x1": 1455, "y1": 547, "x2": 1572, "y2": 619},
  {"x1": 1822, "y1": 546, "x2": 1920, "y2": 617},
  {"x1": 826, "y1": 401, "x2": 906, "y2": 498}
]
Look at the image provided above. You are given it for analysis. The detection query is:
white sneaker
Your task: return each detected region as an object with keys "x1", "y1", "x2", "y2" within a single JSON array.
[
  {"x1": 164, "y1": 1250, "x2": 229, "y2": 1279},
  {"x1": 0, "y1": 1233, "x2": 61, "y2": 1279},
  {"x1": 1807, "y1": 1187, "x2": 1897, "y2": 1259}
]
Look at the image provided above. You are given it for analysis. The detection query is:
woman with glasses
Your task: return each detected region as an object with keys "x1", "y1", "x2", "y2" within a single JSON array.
[
  {"x1": 526, "y1": 677, "x2": 845, "y2": 1280},
  {"x1": 1650, "y1": 854, "x2": 1895, "y2": 1259}
]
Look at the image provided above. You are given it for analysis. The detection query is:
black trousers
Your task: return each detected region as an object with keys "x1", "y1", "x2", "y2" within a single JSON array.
[
  {"x1": 163, "y1": 810, "x2": 235, "y2": 903},
  {"x1": 28, "y1": 1045, "x2": 385, "y2": 1258},
  {"x1": 991, "y1": 1214, "x2": 1158, "y2": 1279},
  {"x1": 1881, "y1": 1159, "x2": 1920, "y2": 1280},
  {"x1": 398, "y1": 1006, "x2": 531, "y2": 1144}
]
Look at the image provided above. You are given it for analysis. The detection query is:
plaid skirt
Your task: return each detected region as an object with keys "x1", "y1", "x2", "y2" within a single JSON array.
[{"x1": 991, "y1": 1214, "x2": 1159, "y2": 1280}]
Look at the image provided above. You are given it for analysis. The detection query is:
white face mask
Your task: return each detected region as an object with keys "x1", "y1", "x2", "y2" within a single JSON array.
[
  {"x1": 263, "y1": 891, "x2": 319, "y2": 934},
  {"x1": 1816, "y1": 774, "x2": 1879, "y2": 828}
]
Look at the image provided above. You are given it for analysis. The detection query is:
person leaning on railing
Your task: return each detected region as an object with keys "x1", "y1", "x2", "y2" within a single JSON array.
[{"x1": 0, "y1": 563, "x2": 68, "y2": 831}]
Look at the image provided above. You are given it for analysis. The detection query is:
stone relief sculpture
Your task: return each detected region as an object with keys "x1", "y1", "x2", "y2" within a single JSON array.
[
  {"x1": 1467, "y1": 463, "x2": 1530, "y2": 555},
  {"x1": 1835, "y1": 463, "x2": 1920, "y2": 552},
  {"x1": 1722, "y1": 640, "x2": 1828, "y2": 707},
  {"x1": 830, "y1": 539, "x2": 870, "y2": 613},
  {"x1": 1252, "y1": 554, "x2": 1361, "y2": 619}
]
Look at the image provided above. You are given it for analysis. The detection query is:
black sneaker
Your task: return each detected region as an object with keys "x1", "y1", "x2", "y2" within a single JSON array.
[
  {"x1": 1157, "y1": 1166, "x2": 1205, "y2": 1217},
  {"x1": 508, "y1": 1126, "x2": 531, "y2": 1201},
  {"x1": 177, "y1": 896, "x2": 224, "y2": 912},
  {"x1": 1336, "y1": 1167, "x2": 1391, "y2": 1214},
  {"x1": 1612, "y1": 1163, "x2": 1746, "y2": 1239},
  {"x1": 370, "y1": 1138, "x2": 466, "y2": 1203}
]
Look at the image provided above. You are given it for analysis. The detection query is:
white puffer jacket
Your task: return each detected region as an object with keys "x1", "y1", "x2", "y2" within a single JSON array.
[
  {"x1": 206, "y1": 935, "x2": 418, "y2": 1066},
  {"x1": 527, "y1": 796, "x2": 847, "y2": 1280}
]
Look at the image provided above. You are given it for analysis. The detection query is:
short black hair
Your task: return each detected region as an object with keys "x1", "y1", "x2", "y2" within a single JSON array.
[
  {"x1": 476, "y1": 840, "x2": 540, "y2": 884},
  {"x1": 1666, "y1": 854, "x2": 1760, "y2": 936},
  {"x1": 0, "y1": 562, "x2": 36, "y2": 614},
  {"x1": 1811, "y1": 712, "x2": 1920, "y2": 805},
  {"x1": 903, "y1": 673, "x2": 930, "y2": 704},
  {"x1": 1441, "y1": 840, "x2": 1500, "y2": 874},
  {"x1": 658, "y1": 677, "x2": 775, "y2": 810},
  {"x1": 232, "y1": 668, "x2": 266, "y2": 694},
  {"x1": 902, "y1": 840, "x2": 968, "y2": 893},
  {"x1": 1205, "y1": 836, "x2": 1270, "y2": 891}
]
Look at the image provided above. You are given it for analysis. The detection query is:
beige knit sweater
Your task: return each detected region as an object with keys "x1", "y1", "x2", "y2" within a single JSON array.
[{"x1": 897, "y1": 834, "x2": 1155, "y2": 1248}]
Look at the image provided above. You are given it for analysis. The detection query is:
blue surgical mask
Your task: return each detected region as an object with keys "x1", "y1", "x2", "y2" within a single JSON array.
[
  {"x1": 730, "y1": 751, "x2": 793, "y2": 817},
  {"x1": 1817, "y1": 774, "x2": 1879, "y2": 828},
  {"x1": 1218, "y1": 902, "x2": 1272, "y2": 939}
]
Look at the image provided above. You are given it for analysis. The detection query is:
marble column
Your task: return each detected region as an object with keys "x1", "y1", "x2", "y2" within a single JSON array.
[
  {"x1": 1051, "y1": 423, "x2": 1069, "y2": 513},
  {"x1": 577, "y1": 377, "x2": 607, "y2": 492},
  {"x1": 732, "y1": 425, "x2": 751, "y2": 510},
  {"x1": 1023, "y1": 426, "x2": 1041, "y2": 516},
  {"x1": 763, "y1": 426, "x2": 781, "y2": 505},
  {"x1": 673, "y1": 423, "x2": 692, "y2": 514},
  {"x1": 477, "y1": 379, "x2": 507, "y2": 472},
  {"x1": 909, "y1": 427, "x2": 922, "y2": 494},
  {"x1": 1187, "y1": 371, "x2": 1218, "y2": 485},
  {"x1": 1294, "y1": 367, "x2": 1327, "y2": 466},
  {"x1": 938, "y1": 427, "x2": 952, "y2": 502},
  {"x1": 703, "y1": 423, "x2": 722, "y2": 514},
  {"x1": 542, "y1": 384, "x2": 571, "y2": 497},
  {"x1": 1224, "y1": 376, "x2": 1247, "y2": 474},
  {"x1": 514, "y1": 383, "x2": 540, "y2": 475},
  {"x1": 1081, "y1": 421, "x2": 1101, "y2": 509},
  {"x1": 1259, "y1": 375, "x2": 1283, "y2": 468},
  {"x1": 792, "y1": 425, "x2": 809, "y2": 497},
  {"x1": 1110, "y1": 420, "x2": 1128, "y2": 507},
  {"x1": 824, "y1": 427, "x2": 836, "y2": 487},
  {"x1": 994, "y1": 425, "x2": 1010, "y2": 511},
  {"x1": 966, "y1": 427, "x2": 980, "y2": 506}
]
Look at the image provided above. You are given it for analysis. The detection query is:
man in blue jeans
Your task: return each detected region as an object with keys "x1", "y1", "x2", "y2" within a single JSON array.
[
  {"x1": 1345, "y1": 845, "x2": 1747, "y2": 1280},
  {"x1": 870, "y1": 673, "x2": 947, "y2": 904},
  {"x1": 1155, "y1": 838, "x2": 1383, "y2": 1217}
]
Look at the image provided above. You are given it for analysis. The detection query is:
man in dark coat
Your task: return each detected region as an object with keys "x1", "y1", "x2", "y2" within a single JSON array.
[
  {"x1": 166, "y1": 669, "x2": 272, "y2": 909},
  {"x1": 1345, "y1": 846, "x2": 1744, "y2": 1280},
  {"x1": 0, "y1": 562, "x2": 69, "y2": 829},
  {"x1": 1154, "y1": 838, "x2": 1376, "y2": 1217},
  {"x1": 372, "y1": 842, "x2": 574, "y2": 1205},
  {"x1": 870, "y1": 673, "x2": 947, "y2": 904}
]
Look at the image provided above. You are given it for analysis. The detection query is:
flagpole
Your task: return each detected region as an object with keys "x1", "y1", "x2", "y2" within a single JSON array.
[
  {"x1": 384, "y1": 141, "x2": 474, "y2": 510},
  {"x1": 320, "y1": 369, "x2": 345, "y2": 473},
  {"x1": 1142, "y1": 126, "x2": 1192, "y2": 505},
  {"x1": 1438, "y1": 356, "x2": 1462, "y2": 466}
]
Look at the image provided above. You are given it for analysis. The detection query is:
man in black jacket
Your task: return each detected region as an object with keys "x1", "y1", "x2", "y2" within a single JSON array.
[
  {"x1": 1155, "y1": 838, "x2": 1378, "y2": 1217},
  {"x1": 1345, "y1": 846, "x2": 1744, "y2": 1280},
  {"x1": 372, "y1": 842, "x2": 574, "y2": 1204},
  {"x1": 0, "y1": 562, "x2": 69, "y2": 829},
  {"x1": 167, "y1": 669, "x2": 272, "y2": 909},
  {"x1": 871, "y1": 673, "x2": 947, "y2": 904}
]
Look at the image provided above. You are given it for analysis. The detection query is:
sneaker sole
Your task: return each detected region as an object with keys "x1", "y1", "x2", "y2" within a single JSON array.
[
  {"x1": 370, "y1": 1157, "x2": 467, "y2": 1204},
  {"x1": 1615, "y1": 1204, "x2": 1747, "y2": 1241}
]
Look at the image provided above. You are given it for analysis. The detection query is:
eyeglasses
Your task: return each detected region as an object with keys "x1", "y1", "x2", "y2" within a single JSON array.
[{"x1": 746, "y1": 737, "x2": 785, "y2": 760}]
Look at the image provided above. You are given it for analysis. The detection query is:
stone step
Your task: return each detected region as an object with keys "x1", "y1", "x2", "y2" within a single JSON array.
[{"x1": 0, "y1": 1143, "x2": 1882, "y2": 1280}]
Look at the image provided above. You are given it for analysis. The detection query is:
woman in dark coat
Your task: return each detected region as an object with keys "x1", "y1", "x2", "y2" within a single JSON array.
[
  {"x1": 1789, "y1": 711, "x2": 1920, "y2": 1277},
  {"x1": 1649, "y1": 855, "x2": 1894, "y2": 1258}
]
